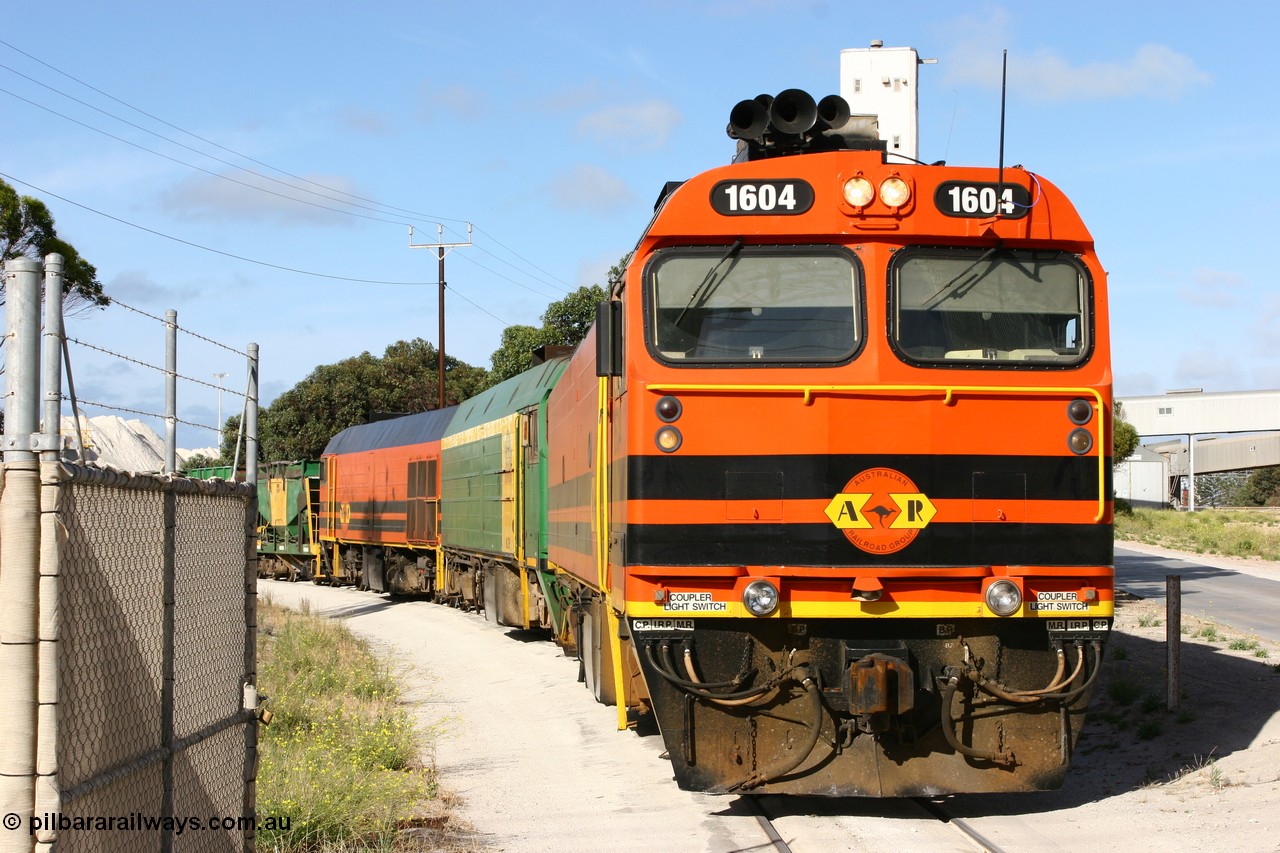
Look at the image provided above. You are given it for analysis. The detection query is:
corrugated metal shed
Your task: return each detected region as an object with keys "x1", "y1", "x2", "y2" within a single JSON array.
[
  {"x1": 1155, "y1": 432, "x2": 1280, "y2": 476},
  {"x1": 1118, "y1": 389, "x2": 1280, "y2": 436}
]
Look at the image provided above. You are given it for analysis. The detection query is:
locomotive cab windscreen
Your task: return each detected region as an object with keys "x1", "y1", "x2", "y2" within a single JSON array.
[
  {"x1": 647, "y1": 245, "x2": 863, "y2": 364},
  {"x1": 890, "y1": 248, "x2": 1091, "y2": 366}
]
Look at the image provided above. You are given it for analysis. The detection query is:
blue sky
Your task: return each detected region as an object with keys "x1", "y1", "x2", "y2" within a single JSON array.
[{"x1": 4, "y1": 2, "x2": 1278, "y2": 450}]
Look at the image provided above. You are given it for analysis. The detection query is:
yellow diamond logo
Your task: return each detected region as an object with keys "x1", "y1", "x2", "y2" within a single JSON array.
[{"x1": 824, "y1": 493, "x2": 873, "y2": 529}]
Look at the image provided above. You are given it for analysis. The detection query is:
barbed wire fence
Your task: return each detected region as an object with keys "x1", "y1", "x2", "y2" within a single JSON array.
[
  {"x1": 55, "y1": 291, "x2": 259, "y2": 475},
  {"x1": 1, "y1": 255, "x2": 260, "y2": 853}
]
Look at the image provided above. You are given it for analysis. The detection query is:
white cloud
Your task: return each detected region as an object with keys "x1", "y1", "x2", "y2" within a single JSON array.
[
  {"x1": 1173, "y1": 347, "x2": 1244, "y2": 391},
  {"x1": 576, "y1": 99, "x2": 682, "y2": 153},
  {"x1": 942, "y1": 11, "x2": 1210, "y2": 102},
  {"x1": 1012, "y1": 44, "x2": 1211, "y2": 103},
  {"x1": 336, "y1": 105, "x2": 394, "y2": 136},
  {"x1": 157, "y1": 171, "x2": 366, "y2": 225},
  {"x1": 417, "y1": 81, "x2": 489, "y2": 125},
  {"x1": 1178, "y1": 267, "x2": 1243, "y2": 308},
  {"x1": 549, "y1": 164, "x2": 634, "y2": 214},
  {"x1": 1250, "y1": 295, "x2": 1280, "y2": 353}
]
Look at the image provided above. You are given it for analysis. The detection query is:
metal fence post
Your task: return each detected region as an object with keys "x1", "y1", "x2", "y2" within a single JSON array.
[
  {"x1": 165, "y1": 310, "x2": 177, "y2": 474},
  {"x1": 34, "y1": 255, "x2": 66, "y2": 844},
  {"x1": 1166, "y1": 575, "x2": 1181, "y2": 710},
  {"x1": 0, "y1": 256, "x2": 44, "y2": 853},
  {"x1": 245, "y1": 344, "x2": 258, "y2": 487}
]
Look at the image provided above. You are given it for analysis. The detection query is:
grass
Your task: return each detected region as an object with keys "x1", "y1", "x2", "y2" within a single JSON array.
[
  {"x1": 1115, "y1": 507, "x2": 1280, "y2": 561},
  {"x1": 256, "y1": 598, "x2": 440, "y2": 852}
]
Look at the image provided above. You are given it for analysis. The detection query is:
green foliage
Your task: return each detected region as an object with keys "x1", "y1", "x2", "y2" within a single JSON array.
[
  {"x1": 1237, "y1": 466, "x2": 1280, "y2": 507},
  {"x1": 1114, "y1": 507, "x2": 1280, "y2": 561},
  {"x1": 0, "y1": 178, "x2": 107, "y2": 311},
  {"x1": 254, "y1": 338, "x2": 487, "y2": 461},
  {"x1": 1112, "y1": 400, "x2": 1139, "y2": 463},
  {"x1": 488, "y1": 324, "x2": 548, "y2": 385},
  {"x1": 257, "y1": 601, "x2": 436, "y2": 852},
  {"x1": 487, "y1": 283, "x2": 606, "y2": 385},
  {"x1": 181, "y1": 452, "x2": 224, "y2": 471}
]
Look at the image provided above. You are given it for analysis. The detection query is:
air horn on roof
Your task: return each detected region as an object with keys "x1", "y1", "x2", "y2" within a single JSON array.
[{"x1": 727, "y1": 89, "x2": 874, "y2": 160}]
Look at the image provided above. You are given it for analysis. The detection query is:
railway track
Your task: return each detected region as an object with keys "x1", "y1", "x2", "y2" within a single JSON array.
[{"x1": 748, "y1": 793, "x2": 1012, "y2": 853}]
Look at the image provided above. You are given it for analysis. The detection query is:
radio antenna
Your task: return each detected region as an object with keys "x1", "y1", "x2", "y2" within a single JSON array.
[{"x1": 997, "y1": 49, "x2": 1007, "y2": 217}]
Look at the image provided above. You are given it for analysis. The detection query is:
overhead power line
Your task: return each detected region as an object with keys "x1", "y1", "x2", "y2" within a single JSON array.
[{"x1": 0, "y1": 40, "x2": 581, "y2": 306}]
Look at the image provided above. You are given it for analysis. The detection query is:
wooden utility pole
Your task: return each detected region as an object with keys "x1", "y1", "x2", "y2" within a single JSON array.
[{"x1": 410, "y1": 224, "x2": 472, "y2": 408}]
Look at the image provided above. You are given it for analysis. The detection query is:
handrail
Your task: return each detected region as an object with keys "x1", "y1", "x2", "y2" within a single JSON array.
[{"x1": 645, "y1": 382, "x2": 1108, "y2": 522}]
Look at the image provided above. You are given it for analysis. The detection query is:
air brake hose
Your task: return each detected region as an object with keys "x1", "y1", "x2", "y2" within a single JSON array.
[
  {"x1": 940, "y1": 675, "x2": 1016, "y2": 767},
  {"x1": 727, "y1": 670, "x2": 824, "y2": 791},
  {"x1": 646, "y1": 642, "x2": 777, "y2": 702}
]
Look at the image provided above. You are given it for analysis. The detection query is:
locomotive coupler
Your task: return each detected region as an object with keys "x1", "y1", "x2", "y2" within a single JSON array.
[{"x1": 846, "y1": 652, "x2": 915, "y2": 734}]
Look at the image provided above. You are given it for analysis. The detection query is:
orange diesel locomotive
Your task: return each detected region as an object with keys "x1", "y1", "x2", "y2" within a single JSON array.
[{"x1": 546, "y1": 87, "x2": 1113, "y2": 796}]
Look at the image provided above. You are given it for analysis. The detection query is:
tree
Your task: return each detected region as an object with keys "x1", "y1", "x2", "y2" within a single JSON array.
[
  {"x1": 1194, "y1": 471, "x2": 1249, "y2": 508},
  {"x1": 1113, "y1": 401, "x2": 1139, "y2": 463},
  {"x1": 249, "y1": 338, "x2": 487, "y2": 461},
  {"x1": 1237, "y1": 466, "x2": 1280, "y2": 507},
  {"x1": 1, "y1": 178, "x2": 108, "y2": 312},
  {"x1": 487, "y1": 283, "x2": 608, "y2": 385}
]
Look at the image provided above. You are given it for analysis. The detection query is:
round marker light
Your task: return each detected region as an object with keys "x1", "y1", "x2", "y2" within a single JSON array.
[
  {"x1": 985, "y1": 579, "x2": 1022, "y2": 616},
  {"x1": 1068, "y1": 428, "x2": 1093, "y2": 455},
  {"x1": 879, "y1": 176, "x2": 911, "y2": 208},
  {"x1": 742, "y1": 580, "x2": 780, "y2": 617},
  {"x1": 1067, "y1": 399, "x2": 1093, "y2": 425},
  {"x1": 655, "y1": 426, "x2": 682, "y2": 453},
  {"x1": 656, "y1": 395, "x2": 682, "y2": 422},
  {"x1": 843, "y1": 176, "x2": 874, "y2": 207}
]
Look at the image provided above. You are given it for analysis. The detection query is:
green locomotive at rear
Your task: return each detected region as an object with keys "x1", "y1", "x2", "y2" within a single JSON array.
[
  {"x1": 186, "y1": 460, "x2": 320, "y2": 581},
  {"x1": 257, "y1": 460, "x2": 321, "y2": 581}
]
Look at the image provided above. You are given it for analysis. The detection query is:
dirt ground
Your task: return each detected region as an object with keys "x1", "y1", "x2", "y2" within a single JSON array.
[{"x1": 945, "y1": 545, "x2": 1280, "y2": 852}]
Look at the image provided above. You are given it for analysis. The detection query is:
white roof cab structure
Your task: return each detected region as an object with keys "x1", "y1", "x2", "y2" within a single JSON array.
[{"x1": 839, "y1": 42, "x2": 935, "y2": 163}]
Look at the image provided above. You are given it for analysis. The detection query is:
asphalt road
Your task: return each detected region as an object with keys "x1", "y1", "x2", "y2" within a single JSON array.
[{"x1": 1115, "y1": 545, "x2": 1280, "y2": 643}]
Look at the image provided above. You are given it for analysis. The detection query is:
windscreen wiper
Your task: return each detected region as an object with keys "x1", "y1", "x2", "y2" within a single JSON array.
[
  {"x1": 673, "y1": 239, "x2": 745, "y2": 329},
  {"x1": 921, "y1": 243, "x2": 1002, "y2": 310}
]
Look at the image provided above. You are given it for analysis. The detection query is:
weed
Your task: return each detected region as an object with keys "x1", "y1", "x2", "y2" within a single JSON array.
[
  {"x1": 1176, "y1": 710, "x2": 1197, "y2": 725},
  {"x1": 1107, "y1": 681, "x2": 1140, "y2": 705},
  {"x1": 1196, "y1": 625, "x2": 1223, "y2": 642},
  {"x1": 1209, "y1": 764, "x2": 1226, "y2": 788},
  {"x1": 256, "y1": 601, "x2": 438, "y2": 852},
  {"x1": 1228, "y1": 638, "x2": 1260, "y2": 651},
  {"x1": 1136, "y1": 721, "x2": 1162, "y2": 740},
  {"x1": 1137, "y1": 614, "x2": 1163, "y2": 628},
  {"x1": 1140, "y1": 694, "x2": 1163, "y2": 714},
  {"x1": 1256, "y1": 649, "x2": 1270, "y2": 659},
  {"x1": 1115, "y1": 508, "x2": 1280, "y2": 561}
]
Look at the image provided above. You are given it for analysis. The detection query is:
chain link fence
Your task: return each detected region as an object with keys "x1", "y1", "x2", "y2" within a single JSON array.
[
  {"x1": 1, "y1": 256, "x2": 260, "y2": 853},
  {"x1": 51, "y1": 466, "x2": 256, "y2": 853}
]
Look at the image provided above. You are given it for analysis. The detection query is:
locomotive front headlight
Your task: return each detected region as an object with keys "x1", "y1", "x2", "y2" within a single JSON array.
[
  {"x1": 1068, "y1": 428, "x2": 1093, "y2": 455},
  {"x1": 985, "y1": 579, "x2": 1023, "y2": 616},
  {"x1": 743, "y1": 579, "x2": 780, "y2": 617},
  {"x1": 843, "y1": 176, "x2": 874, "y2": 207},
  {"x1": 655, "y1": 426, "x2": 682, "y2": 453},
  {"x1": 879, "y1": 176, "x2": 911, "y2": 208}
]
